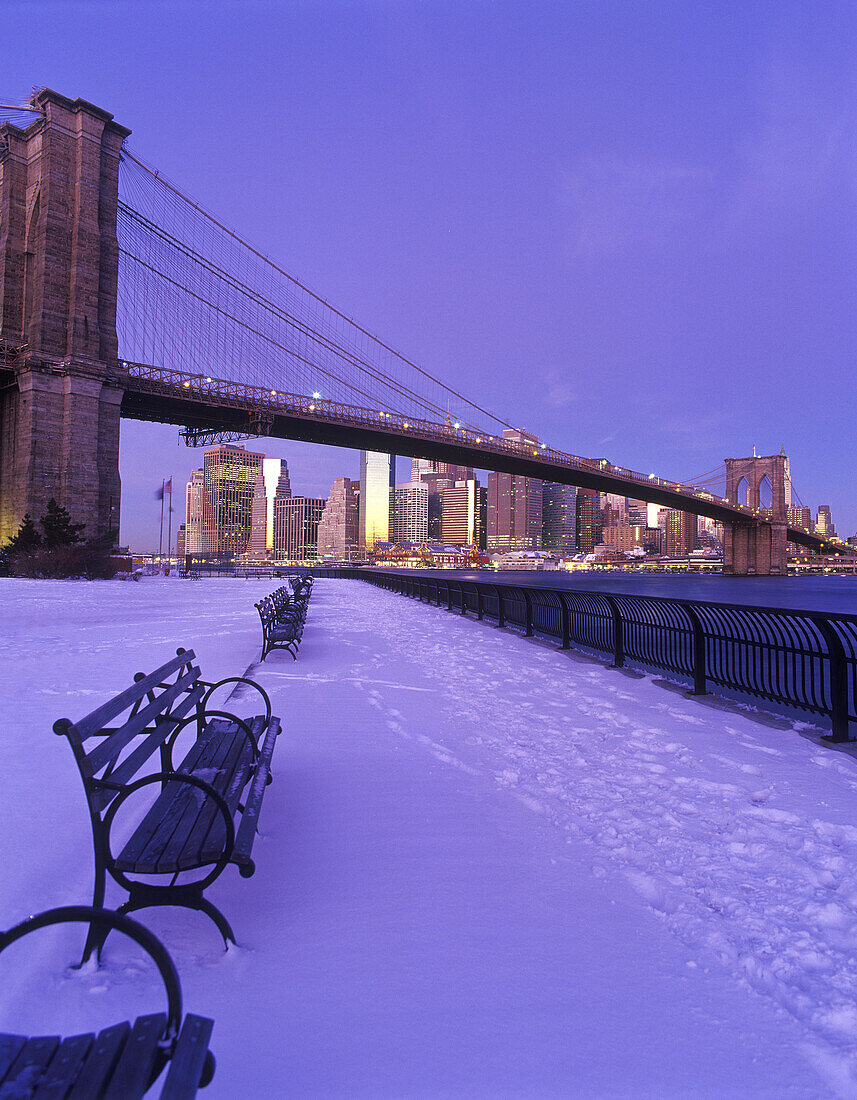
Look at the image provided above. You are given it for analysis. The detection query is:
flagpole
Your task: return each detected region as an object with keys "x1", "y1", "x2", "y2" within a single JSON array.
[
  {"x1": 159, "y1": 478, "x2": 165, "y2": 559},
  {"x1": 167, "y1": 476, "x2": 173, "y2": 561}
]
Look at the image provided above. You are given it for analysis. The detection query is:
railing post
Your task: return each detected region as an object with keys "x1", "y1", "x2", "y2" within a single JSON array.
[
  {"x1": 496, "y1": 586, "x2": 505, "y2": 629},
  {"x1": 685, "y1": 604, "x2": 707, "y2": 696},
  {"x1": 606, "y1": 595, "x2": 624, "y2": 668},
  {"x1": 460, "y1": 583, "x2": 468, "y2": 616},
  {"x1": 447, "y1": 581, "x2": 453, "y2": 611},
  {"x1": 523, "y1": 590, "x2": 534, "y2": 636},
  {"x1": 476, "y1": 588, "x2": 484, "y2": 621},
  {"x1": 816, "y1": 617, "x2": 851, "y2": 742},
  {"x1": 558, "y1": 593, "x2": 571, "y2": 650}
]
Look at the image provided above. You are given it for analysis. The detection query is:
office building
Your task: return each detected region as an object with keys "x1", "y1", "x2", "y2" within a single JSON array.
[
  {"x1": 487, "y1": 432, "x2": 543, "y2": 551},
  {"x1": 575, "y1": 488, "x2": 601, "y2": 553},
  {"x1": 317, "y1": 477, "x2": 360, "y2": 560},
  {"x1": 658, "y1": 508, "x2": 698, "y2": 557},
  {"x1": 602, "y1": 523, "x2": 647, "y2": 554},
  {"x1": 200, "y1": 445, "x2": 264, "y2": 555},
  {"x1": 249, "y1": 458, "x2": 291, "y2": 558},
  {"x1": 393, "y1": 482, "x2": 429, "y2": 543},
  {"x1": 626, "y1": 499, "x2": 648, "y2": 527},
  {"x1": 274, "y1": 496, "x2": 326, "y2": 560},
  {"x1": 542, "y1": 483, "x2": 577, "y2": 552},
  {"x1": 441, "y1": 480, "x2": 486, "y2": 547},
  {"x1": 359, "y1": 451, "x2": 396, "y2": 550},
  {"x1": 816, "y1": 505, "x2": 836, "y2": 538},
  {"x1": 787, "y1": 506, "x2": 813, "y2": 532},
  {"x1": 184, "y1": 468, "x2": 204, "y2": 553},
  {"x1": 412, "y1": 457, "x2": 474, "y2": 483}
]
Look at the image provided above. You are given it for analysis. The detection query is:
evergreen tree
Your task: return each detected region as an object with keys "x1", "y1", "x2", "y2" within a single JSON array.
[
  {"x1": 40, "y1": 499, "x2": 85, "y2": 548},
  {"x1": 5, "y1": 513, "x2": 42, "y2": 553}
]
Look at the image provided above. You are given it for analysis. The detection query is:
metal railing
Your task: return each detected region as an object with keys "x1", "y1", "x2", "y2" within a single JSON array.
[{"x1": 328, "y1": 569, "x2": 857, "y2": 742}]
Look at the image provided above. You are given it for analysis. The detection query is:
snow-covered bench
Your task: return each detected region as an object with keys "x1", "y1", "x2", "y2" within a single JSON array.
[
  {"x1": 53, "y1": 649, "x2": 281, "y2": 961},
  {"x1": 0, "y1": 906, "x2": 215, "y2": 1098},
  {"x1": 255, "y1": 581, "x2": 312, "y2": 661}
]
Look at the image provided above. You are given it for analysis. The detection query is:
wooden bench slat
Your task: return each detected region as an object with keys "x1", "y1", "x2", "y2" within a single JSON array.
[
  {"x1": 104, "y1": 685, "x2": 203, "y2": 790},
  {"x1": 33, "y1": 1032, "x2": 94, "y2": 1099},
  {"x1": 111, "y1": 733, "x2": 216, "y2": 868},
  {"x1": 0, "y1": 1035, "x2": 59, "y2": 1098},
  {"x1": 0, "y1": 1036, "x2": 26, "y2": 1085},
  {"x1": 233, "y1": 717, "x2": 281, "y2": 865},
  {"x1": 158, "y1": 725, "x2": 255, "y2": 872},
  {"x1": 142, "y1": 723, "x2": 251, "y2": 873},
  {"x1": 66, "y1": 1022, "x2": 130, "y2": 1100},
  {"x1": 103, "y1": 1013, "x2": 167, "y2": 1100},
  {"x1": 102, "y1": 1012, "x2": 167, "y2": 1100},
  {"x1": 115, "y1": 722, "x2": 254, "y2": 875},
  {"x1": 83, "y1": 669, "x2": 202, "y2": 778},
  {"x1": 158, "y1": 1014, "x2": 214, "y2": 1100},
  {"x1": 71, "y1": 652, "x2": 195, "y2": 741}
]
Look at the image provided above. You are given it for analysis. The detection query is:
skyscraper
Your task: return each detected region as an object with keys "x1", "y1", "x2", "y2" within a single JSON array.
[
  {"x1": 359, "y1": 451, "x2": 396, "y2": 549},
  {"x1": 184, "y1": 468, "x2": 204, "y2": 553},
  {"x1": 249, "y1": 458, "x2": 291, "y2": 558},
  {"x1": 412, "y1": 457, "x2": 474, "y2": 483},
  {"x1": 274, "y1": 497, "x2": 326, "y2": 560},
  {"x1": 658, "y1": 508, "x2": 698, "y2": 557},
  {"x1": 200, "y1": 445, "x2": 264, "y2": 555},
  {"x1": 441, "y1": 480, "x2": 486, "y2": 547},
  {"x1": 317, "y1": 477, "x2": 360, "y2": 560},
  {"x1": 486, "y1": 429, "x2": 543, "y2": 551},
  {"x1": 542, "y1": 483, "x2": 577, "y2": 551},
  {"x1": 575, "y1": 488, "x2": 600, "y2": 553},
  {"x1": 393, "y1": 482, "x2": 429, "y2": 542},
  {"x1": 816, "y1": 505, "x2": 836, "y2": 538},
  {"x1": 626, "y1": 499, "x2": 648, "y2": 527}
]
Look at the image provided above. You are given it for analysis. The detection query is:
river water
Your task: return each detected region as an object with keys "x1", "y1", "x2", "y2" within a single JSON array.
[{"x1": 402, "y1": 570, "x2": 857, "y2": 616}]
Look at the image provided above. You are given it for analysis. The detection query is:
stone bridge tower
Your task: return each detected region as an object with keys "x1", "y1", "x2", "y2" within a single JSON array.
[
  {"x1": 0, "y1": 89, "x2": 129, "y2": 545},
  {"x1": 723, "y1": 452, "x2": 788, "y2": 575}
]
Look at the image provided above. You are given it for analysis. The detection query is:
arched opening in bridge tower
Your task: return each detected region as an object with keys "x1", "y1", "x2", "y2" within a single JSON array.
[
  {"x1": 758, "y1": 475, "x2": 773, "y2": 511},
  {"x1": 735, "y1": 476, "x2": 750, "y2": 508}
]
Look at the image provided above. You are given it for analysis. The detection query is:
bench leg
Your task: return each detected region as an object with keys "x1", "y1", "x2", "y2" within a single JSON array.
[
  {"x1": 116, "y1": 884, "x2": 237, "y2": 950},
  {"x1": 79, "y1": 862, "x2": 108, "y2": 964}
]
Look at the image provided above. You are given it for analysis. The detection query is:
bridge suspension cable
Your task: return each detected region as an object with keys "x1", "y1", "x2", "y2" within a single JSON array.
[{"x1": 117, "y1": 150, "x2": 515, "y2": 438}]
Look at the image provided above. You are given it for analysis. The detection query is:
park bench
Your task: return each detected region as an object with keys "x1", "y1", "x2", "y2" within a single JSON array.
[
  {"x1": 255, "y1": 593, "x2": 303, "y2": 662},
  {"x1": 53, "y1": 649, "x2": 281, "y2": 961},
  {"x1": 255, "y1": 579, "x2": 313, "y2": 661},
  {"x1": 0, "y1": 906, "x2": 215, "y2": 1098}
]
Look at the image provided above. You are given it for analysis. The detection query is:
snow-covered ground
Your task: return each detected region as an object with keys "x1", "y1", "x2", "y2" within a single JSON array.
[{"x1": 2, "y1": 576, "x2": 857, "y2": 1097}]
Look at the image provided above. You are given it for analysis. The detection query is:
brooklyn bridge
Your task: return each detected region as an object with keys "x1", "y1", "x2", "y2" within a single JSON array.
[{"x1": 0, "y1": 90, "x2": 847, "y2": 574}]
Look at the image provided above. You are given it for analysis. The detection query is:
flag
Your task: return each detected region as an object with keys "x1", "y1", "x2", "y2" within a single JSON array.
[{"x1": 155, "y1": 478, "x2": 173, "y2": 500}]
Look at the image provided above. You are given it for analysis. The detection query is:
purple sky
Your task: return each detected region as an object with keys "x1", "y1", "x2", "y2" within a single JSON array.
[{"x1": 6, "y1": 0, "x2": 857, "y2": 550}]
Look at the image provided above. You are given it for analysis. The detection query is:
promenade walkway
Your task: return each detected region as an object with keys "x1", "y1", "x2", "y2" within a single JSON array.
[{"x1": 1, "y1": 577, "x2": 855, "y2": 1097}]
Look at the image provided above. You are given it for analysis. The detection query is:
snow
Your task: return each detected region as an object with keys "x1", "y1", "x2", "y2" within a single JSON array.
[{"x1": 2, "y1": 576, "x2": 857, "y2": 1096}]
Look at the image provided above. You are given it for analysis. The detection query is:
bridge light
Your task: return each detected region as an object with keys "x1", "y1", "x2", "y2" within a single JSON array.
[
  {"x1": 183, "y1": 381, "x2": 191, "y2": 388},
  {"x1": 309, "y1": 404, "x2": 315, "y2": 411},
  {"x1": 313, "y1": 391, "x2": 321, "y2": 399},
  {"x1": 404, "y1": 422, "x2": 409, "y2": 429},
  {"x1": 205, "y1": 376, "x2": 212, "y2": 383},
  {"x1": 271, "y1": 389, "x2": 277, "y2": 396},
  {"x1": 540, "y1": 443, "x2": 546, "y2": 449},
  {"x1": 454, "y1": 422, "x2": 460, "y2": 429},
  {"x1": 648, "y1": 473, "x2": 655, "y2": 479}
]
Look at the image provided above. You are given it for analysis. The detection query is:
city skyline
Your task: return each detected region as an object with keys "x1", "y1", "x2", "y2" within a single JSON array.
[
  {"x1": 172, "y1": 439, "x2": 843, "y2": 565},
  {"x1": 6, "y1": 2, "x2": 856, "y2": 549}
]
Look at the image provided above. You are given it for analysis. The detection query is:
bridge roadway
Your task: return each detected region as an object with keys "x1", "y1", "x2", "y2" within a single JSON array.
[{"x1": 120, "y1": 361, "x2": 841, "y2": 554}]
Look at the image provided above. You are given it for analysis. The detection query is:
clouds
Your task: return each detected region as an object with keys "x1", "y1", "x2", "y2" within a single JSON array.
[
  {"x1": 559, "y1": 155, "x2": 712, "y2": 258},
  {"x1": 557, "y1": 44, "x2": 857, "y2": 261}
]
